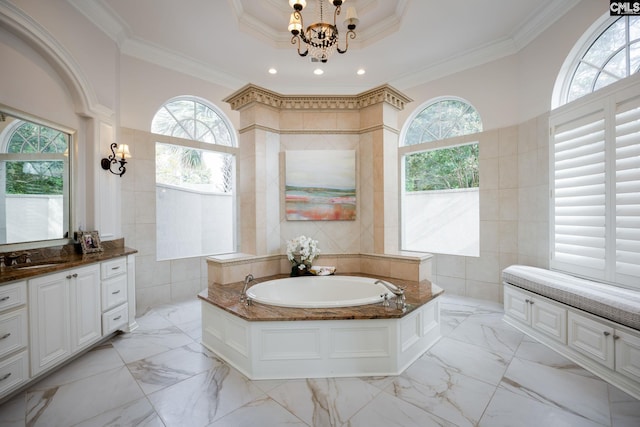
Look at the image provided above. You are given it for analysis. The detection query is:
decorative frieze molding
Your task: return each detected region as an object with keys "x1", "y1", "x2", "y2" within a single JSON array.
[{"x1": 224, "y1": 84, "x2": 412, "y2": 112}]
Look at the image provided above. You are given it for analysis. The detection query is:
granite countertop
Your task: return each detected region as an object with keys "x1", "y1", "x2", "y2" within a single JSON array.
[
  {"x1": 0, "y1": 241, "x2": 137, "y2": 284},
  {"x1": 198, "y1": 274, "x2": 444, "y2": 322}
]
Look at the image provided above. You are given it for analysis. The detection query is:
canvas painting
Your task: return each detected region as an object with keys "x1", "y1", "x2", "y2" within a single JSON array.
[{"x1": 285, "y1": 150, "x2": 356, "y2": 221}]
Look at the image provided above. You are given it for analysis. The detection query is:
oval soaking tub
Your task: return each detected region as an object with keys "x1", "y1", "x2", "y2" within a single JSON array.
[{"x1": 246, "y1": 275, "x2": 389, "y2": 308}]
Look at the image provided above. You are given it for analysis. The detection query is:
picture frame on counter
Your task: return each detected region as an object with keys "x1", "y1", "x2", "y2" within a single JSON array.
[{"x1": 79, "y1": 231, "x2": 103, "y2": 254}]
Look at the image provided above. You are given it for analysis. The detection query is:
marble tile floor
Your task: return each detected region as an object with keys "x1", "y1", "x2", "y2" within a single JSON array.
[{"x1": 1, "y1": 294, "x2": 640, "y2": 427}]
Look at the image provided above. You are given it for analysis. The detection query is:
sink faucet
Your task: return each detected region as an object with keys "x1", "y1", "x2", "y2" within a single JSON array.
[
  {"x1": 6, "y1": 251, "x2": 31, "y2": 266},
  {"x1": 240, "y1": 274, "x2": 254, "y2": 305},
  {"x1": 375, "y1": 279, "x2": 406, "y2": 311}
]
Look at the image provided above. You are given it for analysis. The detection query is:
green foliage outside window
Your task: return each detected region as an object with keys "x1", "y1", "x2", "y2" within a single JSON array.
[
  {"x1": 405, "y1": 144, "x2": 479, "y2": 191},
  {"x1": 5, "y1": 122, "x2": 67, "y2": 195},
  {"x1": 6, "y1": 161, "x2": 63, "y2": 195},
  {"x1": 403, "y1": 99, "x2": 481, "y2": 192}
]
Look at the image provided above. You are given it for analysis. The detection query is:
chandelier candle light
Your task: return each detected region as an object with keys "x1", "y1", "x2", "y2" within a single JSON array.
[
  {"x1": 288, "y1": 0, "x2": 359, "y2": 63},
  {"x1": 286, "y1": 235, "x2": 320, "y2": 276}
]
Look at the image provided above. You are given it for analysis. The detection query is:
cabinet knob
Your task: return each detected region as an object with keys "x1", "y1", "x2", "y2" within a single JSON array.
[
  {"x1": 72, "y1": 273, "x2": 78, "y2": 278},
  {"x1": 614, "y1": 335, "x2": 620, "y2": 340},
  {"x1": 113, "y1": 315, "x2": 122, "y2": 321},
  {"x1": 0, "y1": 373, "x2": 11, "y2": 381},
  {"x1": 0, "y1": 332, "x2": 10, "y2": 340},
  {"x1": 112, "y1": 290, "x2": 121, "y2": 295},
  {"x1": 525, "y1": 299, "x2": 530, "y2": 303},
  {"x1": 603, "y1": 331, "x2": 611, "y2": 336},
  {"x1": 66, "y1": 275, "x2": 72, "y2": 279},
  {"x1": 0, "y1": 296, "x2": 9, "y2": 302}
]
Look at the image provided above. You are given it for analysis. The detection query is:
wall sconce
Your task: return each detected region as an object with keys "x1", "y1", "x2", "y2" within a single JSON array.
[{"x1": 101, "y1": 143, "x2": 131, "y2": 177}]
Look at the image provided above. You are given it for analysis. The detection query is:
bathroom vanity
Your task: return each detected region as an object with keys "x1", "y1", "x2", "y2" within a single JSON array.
[{"x1": 0, "y1": 242, "x2": 136, "y2": 402}]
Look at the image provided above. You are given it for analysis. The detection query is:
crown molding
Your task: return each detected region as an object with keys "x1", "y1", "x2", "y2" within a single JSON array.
[{"x1": 224, "y1": 84, "x2": 412, "y2": 111}]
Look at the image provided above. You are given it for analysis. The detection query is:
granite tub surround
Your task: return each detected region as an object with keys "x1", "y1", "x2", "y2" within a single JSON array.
[
  {"x1": 199, "y1": 274, "x2": 443, "y2": 379},
  {"x1": 198, "y1": 274, "x2": 443, "y2": 322},
  {"x1": 0, "y1": 238, "x2": 137, "y2": 283}
]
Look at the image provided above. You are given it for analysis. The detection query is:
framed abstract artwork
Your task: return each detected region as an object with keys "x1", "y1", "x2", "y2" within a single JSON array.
[{"x1": 285, "y1": 150, "x2": 356, "y2": 221}]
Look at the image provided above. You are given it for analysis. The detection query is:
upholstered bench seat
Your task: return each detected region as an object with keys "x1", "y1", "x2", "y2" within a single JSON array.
[{"x1": 502, "y1": 265, "x2": 640, "y2": 330}]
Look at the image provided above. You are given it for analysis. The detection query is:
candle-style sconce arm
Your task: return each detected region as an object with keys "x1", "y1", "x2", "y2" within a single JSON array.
[{"x1": 100, "y1": 142, "x2": 129, "y2": 177}]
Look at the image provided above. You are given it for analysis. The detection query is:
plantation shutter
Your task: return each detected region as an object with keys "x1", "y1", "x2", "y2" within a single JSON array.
[
  {"x1": 551, "y1": 110, "x2": 607, "y2": 281},
  {"x1": 614, "y1": 100, "x2": 640, "y2": 286},
  {"x1": 550, "y1": 78, "x2": 640, "y2": 289}
]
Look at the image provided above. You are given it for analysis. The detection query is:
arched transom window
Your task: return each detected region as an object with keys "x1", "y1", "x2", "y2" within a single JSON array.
[
  {"x1": 151, "y1": 98, "x2": 233, "y2": 146},
  {"x1": 403, "y1": 98, "x2": 482, "y2": 146},
  {"x1": 563, "y1": 16, "x2": 640, "y2": 105}
]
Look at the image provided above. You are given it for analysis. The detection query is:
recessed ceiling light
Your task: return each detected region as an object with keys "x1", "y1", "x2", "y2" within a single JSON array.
[
  {"x1": 356, "y1": 68, "x2": 366, "y2": 75},
  {"x1": 268, "y1": 68, "x2": 277, "y2": 74},
  {"x1": 314, "y1": 68, "x2": 324, "y2": 75}
]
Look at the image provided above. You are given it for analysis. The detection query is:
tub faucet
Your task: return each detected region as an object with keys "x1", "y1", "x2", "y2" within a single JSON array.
[
  {"x1": 375, "y1": 279, "x2": 407, "y2": 311},
  {"x1": 240, "y1": 274, "x2": 254, "y2": 306}
]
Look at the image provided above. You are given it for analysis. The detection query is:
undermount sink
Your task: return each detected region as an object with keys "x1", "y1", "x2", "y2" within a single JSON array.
[{"x1": 13, "y1": 262, "x2": 65, "y2": 270}]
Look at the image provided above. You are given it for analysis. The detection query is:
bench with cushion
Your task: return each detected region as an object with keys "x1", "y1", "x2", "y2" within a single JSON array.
[
  {"x1": 502, "y1": 265, "x2": 640, "y2": 330},
  {"x1": 502, "y1": 265, "x2": 640, "y2": 399}
]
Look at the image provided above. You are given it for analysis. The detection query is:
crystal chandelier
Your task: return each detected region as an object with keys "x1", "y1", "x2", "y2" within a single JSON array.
[{"x1": 288, "y1": 0, "x2": 359, "y2": 63}]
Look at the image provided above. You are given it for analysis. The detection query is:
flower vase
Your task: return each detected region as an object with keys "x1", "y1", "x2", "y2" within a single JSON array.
[{"x1": 291, "y1": 263, "x2": 311, "y2": 277}]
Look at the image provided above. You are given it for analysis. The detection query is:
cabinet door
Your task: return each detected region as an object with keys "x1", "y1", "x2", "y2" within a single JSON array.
[
  {"x1": 503, "y1": 285, "x2": 530, "y2": 324},
  {"x1": 531, "y1": 298, "x2": 567, "y2": 343},
  {"x1": 29, "y1": 272, "x2": 71, "y2": 376},
  {"x1": 615, "y1": 329, "x2": 640, "y2": 383},
  {"x1": 568, "y1": 312, "x2": 614, "y2": 369},
  {"x1": 71, "y1": 265, "x2": 101, "y2": 351}
]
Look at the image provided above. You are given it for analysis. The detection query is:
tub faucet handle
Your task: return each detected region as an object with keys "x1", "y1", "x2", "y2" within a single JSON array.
[
  {"x1": 380, "y1": 293, "x2": 390, "y2": 307},
  {"x1": 240, "y1": 274, "x2": 255, "y2": 303}
]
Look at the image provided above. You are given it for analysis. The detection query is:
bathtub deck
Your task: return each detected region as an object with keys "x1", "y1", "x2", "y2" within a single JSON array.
[
  {"x1": 198, "y1": 273, "x2": 444, "y2": 321},
  {"x1": 199, "y1": 274, "x2": 444, "y2": 379}
]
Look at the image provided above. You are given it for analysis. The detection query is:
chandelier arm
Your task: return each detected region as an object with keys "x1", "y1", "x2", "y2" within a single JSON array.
[
  {"x1": 336, "y1": 30, "x2": 355, "y2": 54},
  {"x1": 291, "y1": 35, "x2": 309, "y2": 57},
  {"x1": 333, "y1": 5, "x2": 341, "y2": 27}
]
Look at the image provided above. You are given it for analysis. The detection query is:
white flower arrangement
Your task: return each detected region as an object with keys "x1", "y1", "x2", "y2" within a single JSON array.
[{"x1": 286, "y1": 235, "x2": 320, "y2": 269}]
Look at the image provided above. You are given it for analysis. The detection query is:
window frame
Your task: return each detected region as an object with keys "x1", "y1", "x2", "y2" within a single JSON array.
[
  {"x1": 0, "y1": 105, "x2": 73, "y2": 249},
  {"x1": 151, "y1": 96, "x2": 238, "y2": 260},
  {"x1": 399, "y1": 97, "x2": 482, "y2": 256}
]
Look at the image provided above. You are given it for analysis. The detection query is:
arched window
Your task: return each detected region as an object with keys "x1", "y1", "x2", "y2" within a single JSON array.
[
  {"x1": 556, "y1": 15, "x2": 640, "y2": 106},
  {"x1": 152, "y1": 97, "x2": 236, "y2": 260},
  {"x1": 151, "y1": 98, "x2": 233, "y2": 146},
  {"x1": 550, "y1": 15, "x2": 640, "y2": 288},
  {"x1": 400, "y1": 98, "x2": 481, "y2": 257},
  {"x1": 403, "y1": 98, "x2": 482, "y2": 146}
]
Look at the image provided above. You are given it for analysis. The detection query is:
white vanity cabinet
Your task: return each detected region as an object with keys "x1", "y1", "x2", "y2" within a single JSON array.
[
  {"x1": 0, "y1": 281, "x2": 28, "y2": 397},
  {"x1": 503, "y1": 285, "x2": 567, "y2": 343},
  {"x1": 29, "y1": 264, "x2": 101, "y2": 376},
  {"x1": 100, "y1": 257, "x2": 129, "y2": 335},
  {"x1": 0, "y1": 252, "x2": 136, "y2": 402}
]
